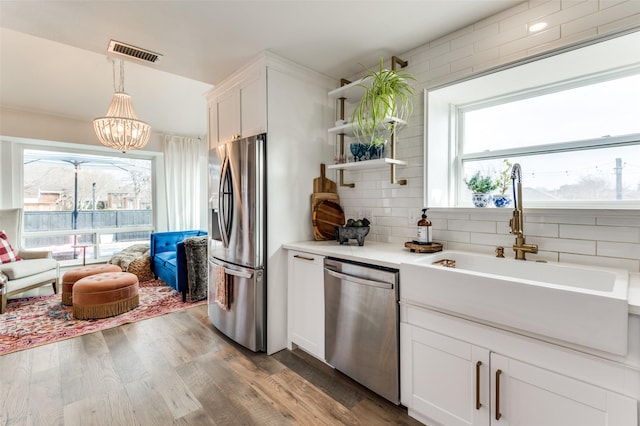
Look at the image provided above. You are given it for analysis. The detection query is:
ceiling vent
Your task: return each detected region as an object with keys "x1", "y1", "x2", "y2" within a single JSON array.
[{"x1": 107, "y1": 40, "x2": 162, "y2": 64}]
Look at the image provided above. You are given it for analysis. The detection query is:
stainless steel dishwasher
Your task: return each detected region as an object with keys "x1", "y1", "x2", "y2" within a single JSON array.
[{"x1": 324, "y1": 257, "x2": 400, "y2": 404}]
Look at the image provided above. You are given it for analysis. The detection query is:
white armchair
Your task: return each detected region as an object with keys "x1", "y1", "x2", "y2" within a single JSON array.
[{"x1": 0, "y1": 208, "x2": 59, "y2": 313}]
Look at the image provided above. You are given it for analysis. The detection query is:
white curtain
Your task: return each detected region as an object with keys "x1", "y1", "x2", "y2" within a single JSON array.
[{"x1": 163, "y1": 135, "x2": 206, "y2": 231}]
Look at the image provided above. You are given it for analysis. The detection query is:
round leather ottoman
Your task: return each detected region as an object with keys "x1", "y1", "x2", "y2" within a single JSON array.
[
  {"x1": 72, "y1": 272, "x2": 139, "y2": 320},
  {"x1": 62, "y1": 264, "x2": 122, "y2": 306}
]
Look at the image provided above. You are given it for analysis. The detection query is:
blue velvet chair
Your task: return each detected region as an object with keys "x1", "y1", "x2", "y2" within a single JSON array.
[{"x1": 149, "y1": 230, "x2": 207, "y2": 300}]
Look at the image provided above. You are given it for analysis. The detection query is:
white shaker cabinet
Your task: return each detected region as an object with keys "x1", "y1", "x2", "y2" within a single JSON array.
[
  {"x1": 401, "y1": 306, "x2": 638, "y2": 426},
  {"x1": 491, "y1": 353, "x2": 637, "y2": 426},
  {"x1": 208, "y1": 64, "x2": 266, "y2": 146},
  {"x1": 287, "y1": 250, "x2": 325, "y2": 361},
  {"x1": 401, "y1": 323, "x2": 490, "y2": 426}
]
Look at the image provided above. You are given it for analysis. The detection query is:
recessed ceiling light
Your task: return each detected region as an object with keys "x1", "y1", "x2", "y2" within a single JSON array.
[{"x1": 529, "y1": 22, "x2": 548, "y2": 33}]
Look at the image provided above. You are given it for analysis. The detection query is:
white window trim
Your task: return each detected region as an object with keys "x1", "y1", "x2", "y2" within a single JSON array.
[
  {"x1": 2, "y1": 137, "x2": 164, "y2": 260},
  {"x1": 425, "y1": 29, "x2": 640, "y2": 209}
]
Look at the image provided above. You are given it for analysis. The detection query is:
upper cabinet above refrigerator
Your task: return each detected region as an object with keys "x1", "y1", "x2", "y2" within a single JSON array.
[{"x1": 207, "y1": 61, "x2": 267, "y2": 148}]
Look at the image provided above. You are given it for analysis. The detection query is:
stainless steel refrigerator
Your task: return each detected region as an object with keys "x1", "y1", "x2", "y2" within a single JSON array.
[{"x1": 208, "y1": 133, "x2": 266, "y2": 352}]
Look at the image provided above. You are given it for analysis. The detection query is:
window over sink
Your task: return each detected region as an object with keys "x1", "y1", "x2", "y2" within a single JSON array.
[{"x1": 426, "y1": 29, "x2": 640, "y2": 208}]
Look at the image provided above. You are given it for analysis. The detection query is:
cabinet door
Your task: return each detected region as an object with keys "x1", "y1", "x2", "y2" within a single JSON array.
[
  {"x1": 239, "y1": 70, "x2": 267, "y2": 138},
  {"x1": 287, "y1": 251, "x2": 325, "y2": 360},
  {"x1": 216, "y1": 86, "x2": 241, "y2": 144},
  {"x1": 490, "y1": 353, "x2": 637, "y2": 426},
  {"x1": 401, "y1": 323, "x2": 490, "y2": 426}
]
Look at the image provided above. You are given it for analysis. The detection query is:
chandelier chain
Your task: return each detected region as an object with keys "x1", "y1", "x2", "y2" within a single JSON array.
[{"x1": 111, "y1": 60, "x2": 125, "y2": 93}]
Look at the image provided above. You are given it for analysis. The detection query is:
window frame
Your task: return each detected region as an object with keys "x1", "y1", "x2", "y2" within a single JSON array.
[
  {"x1": 425, "y1": 29, "x2": 640, "y2": 210},
  {"x1": 18, "y1": 141, "x2": 159, "y2": 265}
]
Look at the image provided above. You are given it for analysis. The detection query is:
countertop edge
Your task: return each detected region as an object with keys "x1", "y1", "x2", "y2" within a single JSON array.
[{"x1": 284, "y1": 240, "x2": 640, "y2": 316}]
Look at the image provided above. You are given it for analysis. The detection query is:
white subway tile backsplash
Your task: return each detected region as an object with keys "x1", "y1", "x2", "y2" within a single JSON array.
[
  {"x1": 527, "y1": 27, "x2": 598, "y2": 55},
  {"x1": 522, "y1": 222, "x2": 559, "y2": 238},
  {"x1": 534, "y1": 236, "x2": 596, "y2": 255},
  {"x1": 339, "y1": 0, "x2": 640, "y2": 272},
  {"x1": 474, "y1": 1, "x2": 531, "y2": 28},
  {"x1": 433, "y1": 229, "x2": 471, "y2": 243},
  {"x1": 469, "y1": 209, "x2": 512, "y2": 222},
  {"x1": 448, "y1": 219, "x2": 497, "y2": 233},
  {"x1": 562, "y1": 0, "x2": 640, "y2": 35},
  {"x1": 500, "y1": 0, "x2": 562, "y2": 30},
  {"x1": 469, "y1": 232, "x2": 515, "y2": 247},
  {"x1": 428, "y1": 210, "x2": 471, "y2": 221},
  {"x1": 430, "y1": 45, "x2": 474, "y2": 70},
  {"x1": 598, "y1": 12, "x2": 640, "y2": 34},
  {"x1": 597, "y1": 241, "x2": 640, "y2": 259},
  {"x1": 474, "y1": 24, "x2": 528, "y2": 53},
  {"x1": 422, "y1": 40, "x2": 451, "y2": 60},
  {"x1": 526, "y1": 214, "x2": 596, "y2": 225},
  {"x1": 539, "y1": 0, "x2": 598, "y2": 29},
  {"x1": 599, "y1": 0, "x2": 637, "y2": 10},
  {"x1": 560, "y1": 252, "x2": 640, "y2": 272},
  {"x1": 560, "y1": 224, "x2": 640, "y2": 243},
  {"x1": 597, "y1": 216, "x2": 640, "y2": 227},
  {"x1": 375, "y1": 216, "x2": 406, "y2": 228},
  {"x1": 451, "y1": 46, "x2": 501, "y2": 73},
  {"x1": 500, "y1": 26, "x2": 561, "y2": 57},
  {"x1": 427, "y1": 62, "x2": 452, "y2": 80}
]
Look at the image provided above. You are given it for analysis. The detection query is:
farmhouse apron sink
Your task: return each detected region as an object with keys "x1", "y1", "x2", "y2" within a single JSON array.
[{"x1": 401, "y1": 251, "x2": 629, "y2": 355}]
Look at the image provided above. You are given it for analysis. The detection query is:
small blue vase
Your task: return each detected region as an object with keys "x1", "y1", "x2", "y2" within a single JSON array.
[
  {"x1": 368, "y1": 144, "x2": 385, "y2": 160},
  {"x1": 350, "y1": 143, "x2": 369, "y2": 161},
  {"x1": 492, "y1": 194, "x2": 512, "y2": 208}
]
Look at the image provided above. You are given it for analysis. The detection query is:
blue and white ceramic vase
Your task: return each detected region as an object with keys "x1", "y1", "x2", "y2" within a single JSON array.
[
  {"x1": 492, "y1": 194, "x2": 512, "y2": 208},
  {"x1": 472, "y1": 193, "x2": 491, "y2": 208}
]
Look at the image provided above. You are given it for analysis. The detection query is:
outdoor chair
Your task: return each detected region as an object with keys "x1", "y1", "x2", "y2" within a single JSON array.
[{"x1": 0, "y1": 208, "x2": 59, "y2": 313}]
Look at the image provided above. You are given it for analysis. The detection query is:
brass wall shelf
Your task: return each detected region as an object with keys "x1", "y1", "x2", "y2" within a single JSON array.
[
  {"x1": 329, "y1": 56, "x2": 410, "y2": 187},
  {"x1": 328, "y1": 117, "x2": 407, "y2": 137},
  {"x1": 328, "y1": 158, "x2": 407, "y2": 171}
]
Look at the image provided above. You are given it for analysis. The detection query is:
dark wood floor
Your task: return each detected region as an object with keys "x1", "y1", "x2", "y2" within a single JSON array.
[{"x1": 0, "y1": 303, "x2": 423, "y2": 425}]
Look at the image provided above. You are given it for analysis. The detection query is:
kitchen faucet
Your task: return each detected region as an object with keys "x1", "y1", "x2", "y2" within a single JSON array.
[{"x1": 509, "y1": 163, "x2": 538, "y2": 260}]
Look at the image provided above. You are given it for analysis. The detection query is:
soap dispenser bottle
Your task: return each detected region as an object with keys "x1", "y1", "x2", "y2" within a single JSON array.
[{"x1": 417, "y1": 208, "x2": 432, "y2": 245}]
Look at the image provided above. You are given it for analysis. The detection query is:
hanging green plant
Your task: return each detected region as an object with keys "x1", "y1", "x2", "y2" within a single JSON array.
[{"x1": 351, "y1": 58, "x2": 416, "y2": 147}]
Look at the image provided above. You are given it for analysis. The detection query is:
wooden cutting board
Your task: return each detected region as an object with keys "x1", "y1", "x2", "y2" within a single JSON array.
[
  {"x1": 311, "y1": 192, "x2": 339, "y2": 211},
  {"x1": 313, "y1": 163, "x2": 337, "y2": 194},
  {"x1": 312, "y1": 199, "x2": 345, "y2": 240}
]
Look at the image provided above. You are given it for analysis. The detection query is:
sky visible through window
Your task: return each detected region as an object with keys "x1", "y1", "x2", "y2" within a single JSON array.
[{"x1": 461, "y1": 72, "x2": 640, "y2": 200}]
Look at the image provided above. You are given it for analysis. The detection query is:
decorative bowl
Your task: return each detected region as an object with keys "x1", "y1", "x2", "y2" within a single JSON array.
[{"x1": 335, "y1": 226, "x2": 370, "y2": 246}]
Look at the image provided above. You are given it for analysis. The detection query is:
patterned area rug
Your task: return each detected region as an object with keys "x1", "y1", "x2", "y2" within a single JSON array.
[{"x1": 0, "y1": 279, "x2": 207, "y2": 355}]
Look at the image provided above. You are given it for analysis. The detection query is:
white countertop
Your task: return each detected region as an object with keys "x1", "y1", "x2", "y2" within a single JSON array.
[
  {"x1": 283, "y1": 240, "x2": 640, "y2": 316},
  {"x1": 283, "y1": 240, "x2": 439, "y2": 269}
]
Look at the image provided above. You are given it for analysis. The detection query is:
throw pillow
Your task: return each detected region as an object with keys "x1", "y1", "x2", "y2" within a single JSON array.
[{"x1": 0, "y1": 231, "x2": 21, "y2": 264}]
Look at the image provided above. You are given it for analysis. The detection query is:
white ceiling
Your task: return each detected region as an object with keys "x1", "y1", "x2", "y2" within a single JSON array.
[{"x1": 0, "y1": 0, "x2": 522, "y2": 139}]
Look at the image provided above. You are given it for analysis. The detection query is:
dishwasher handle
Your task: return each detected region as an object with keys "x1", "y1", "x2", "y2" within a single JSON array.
[{"x1": 325, "y1": 268, "x2": 394, "y2": 290}]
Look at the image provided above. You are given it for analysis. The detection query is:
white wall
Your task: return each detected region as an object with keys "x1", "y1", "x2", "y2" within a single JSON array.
[{"x1": 335, "y1": 0, "x2": 640, "y2": 272}]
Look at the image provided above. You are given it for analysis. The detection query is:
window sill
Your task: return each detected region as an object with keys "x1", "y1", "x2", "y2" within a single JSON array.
[{"x1": 429, "y1": 206, "x2": 640, "y2": 216}]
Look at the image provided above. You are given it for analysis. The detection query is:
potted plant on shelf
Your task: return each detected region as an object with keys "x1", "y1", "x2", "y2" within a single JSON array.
[
  {"x1": 465, "y1": 171, "x2": 497, "y2": 207},
  {"x1": 493, "y1": 159, "x2": 513, "y2": 207},
  {"x1": 350, "y1": 57, "x2": 416, "y2": 160}
]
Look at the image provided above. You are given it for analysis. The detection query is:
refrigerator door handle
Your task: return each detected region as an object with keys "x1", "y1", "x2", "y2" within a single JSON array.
[
  {"x1": 324, "y1": 268, "x2": 394, "y2": 290},
  {"x1": 218, "y1": 156, "x2": 233, "y2": 248},
  {"x1": 208, "y1": 259, "x2": 254, "y2": 279},
  {"x1": 224, "y1": 268, "x2": 253, "y2": 279}
]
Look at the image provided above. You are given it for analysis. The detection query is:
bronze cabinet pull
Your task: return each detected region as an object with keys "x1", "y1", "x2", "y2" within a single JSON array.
[
  {"x1": 293, "y1": 255, "x2": 315, "y2": 261},
  {"x1": 475, "y1": 361, "x2": 482, "y2": 410},
  {"x1": 495, "y1": 369, "x2": 502, "y2": 420}
]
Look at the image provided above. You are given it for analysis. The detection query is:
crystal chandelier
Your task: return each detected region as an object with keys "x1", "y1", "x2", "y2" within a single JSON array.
[{"x1": 93, "y1": 60, "x2": 151, "y2": 153}]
